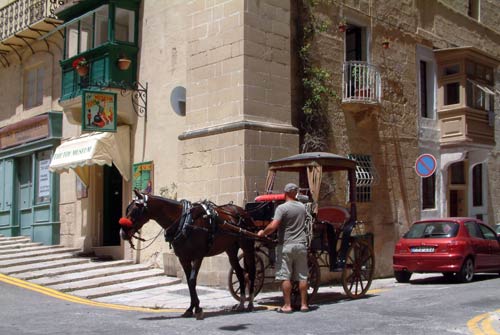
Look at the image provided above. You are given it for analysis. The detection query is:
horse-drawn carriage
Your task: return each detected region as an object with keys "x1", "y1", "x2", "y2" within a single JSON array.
[
  {"x1": 119, "y1": 152, "x2": 374, "y2": 319},
  {"x1": 229, "y1": 152, "x2": 375, "y2": 302}
]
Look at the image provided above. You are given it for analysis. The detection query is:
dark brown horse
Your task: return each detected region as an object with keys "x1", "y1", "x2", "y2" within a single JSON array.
[{"x1": 119, "y1": 190, "x2": 258, "y2": 319}]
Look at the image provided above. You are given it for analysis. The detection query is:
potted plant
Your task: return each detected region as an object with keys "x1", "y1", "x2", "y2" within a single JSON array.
[
  {"x1": 72, "y1": 57, "x2": 88, "y2": 76},
  {"x1": 338, "y1": 17, "x2": 347, "y2": 33},
  {"x1": 117, "y1": 55, "x2": 131, "y2": 71},
  {"x1": 382, "y1": 39, "x2": 390, "y2": 49}
]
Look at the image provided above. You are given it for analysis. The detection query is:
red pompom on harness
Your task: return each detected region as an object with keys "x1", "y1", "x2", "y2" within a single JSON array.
[{"x1": 119, "y1": 217, "x2": 133, "y2": 227}]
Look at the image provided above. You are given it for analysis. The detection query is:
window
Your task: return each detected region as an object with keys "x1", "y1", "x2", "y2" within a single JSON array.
[
  {"x1": 465, "y1": 221, "x2": 482, "y2": 238},
  {"x1": 478, "y1": 224, "x2": 496, "y2": 240},
  {"x1": 115, "y1": 8, "x2": 135, "y2": 43},
  {"x1": 422, "y1": 173, "x2": 435, "y2": 209},
  {"x1": 347, "y1": 154, "x2": 378, "y2": 202},
  {"x1": 65, "y1": 5, "x2": 109, "y2": 59},
  {"x1": 468, "y1": 0, "x2": 480, "y2": 20},
  {"x1": 417, "y1": 46, "x2": 436, "y2": 119},
  {"x1": 450, "y1": 161, "x2": 465, "y2": 185},
  {"x1": 466, "y1": 79, "x2": 495, "y2": 112},
  {"x1": 345, "y1": 24, "x2": 367, "y2": 62},
  {"x1": 443, "y1": 64, "x2": 460, "y2": 76},
  {"x1": 94, "y1": 5, "x2": 109, "y2": 47},
  {"x1": 419, "y1": 61, "x2": 428, "y2": 117},
  {"x1": 472, "y1": 164, "x2": 483, "y2": 206},
  {"x1": 24, "y1": 66, "x2": 44, "y2": 109},
  {"x1": 444, "y1": 82, "x2": 460, "y2": 105}
]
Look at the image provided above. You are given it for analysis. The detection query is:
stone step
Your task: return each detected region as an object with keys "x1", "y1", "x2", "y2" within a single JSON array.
[
  {"x1": 0, "y1": 237, "x2": 31, "y2": 246},
  {"x1": 17, "y1": 260, "x2": 135, "y2": 280},
  {"x1": 32, "y1": 263, "x2": 153, "y2": 285},
  {"x1": 0, "y1": 245, "x2": 64, "y2": 255},
  {"x1": 70, "y1": 276, "x2": 182, "y2": 299},
  {"x1": 0, "y1": 246, "x2": 78, "y2": 260},
  {"x1": 50, "y1": 269, "x2": 166, "y2": 292},
  {"x1": 1, "y1": 258, "x2": 92, "y2": 275},
  {"x1": 0, "y1": 242, "x2": 43, "y2": 251},
  {"x1": 0, "y1": 253, "x2": 84, "y2": 270},
  {"x1": 0, "y1": 236, "x2": 30, "y2": 242}
]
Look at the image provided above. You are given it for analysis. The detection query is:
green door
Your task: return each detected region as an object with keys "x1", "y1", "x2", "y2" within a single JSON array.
[
  {"x1": 17, "y1": 155, "x2": 33, "y2": 237},
  {"x1": 103, "y1": 164, "x2": 122, "y2": 246},
  {"x1": 0, "y1": 159, "x2": 14, "y2": 236}
]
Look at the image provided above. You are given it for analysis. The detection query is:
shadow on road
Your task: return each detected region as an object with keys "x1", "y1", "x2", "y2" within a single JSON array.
[{"x1": 409, "y1": 273, "x2": 499, "y2": 285}]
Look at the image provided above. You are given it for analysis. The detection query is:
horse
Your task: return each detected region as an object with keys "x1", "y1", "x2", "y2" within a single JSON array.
[{"x1": 119, "y1": 190, "x2": 258, "y2": 320}]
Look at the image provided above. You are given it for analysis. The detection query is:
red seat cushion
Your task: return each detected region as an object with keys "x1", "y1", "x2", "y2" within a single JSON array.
[
  {"x1": 254, "y1": 193, "x2": 286, "y2": 202},
  {"x1": 317, "y1": 206, "x2": 350, "y2": 224}
]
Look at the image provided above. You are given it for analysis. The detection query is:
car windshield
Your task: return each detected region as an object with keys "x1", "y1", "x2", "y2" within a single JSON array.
[
  {"x1": 496, "y1": 225, "x2": 500, "y2": 234},
  {"x1": 405, "y1": 221, "x2": 459, "y2": 238}
]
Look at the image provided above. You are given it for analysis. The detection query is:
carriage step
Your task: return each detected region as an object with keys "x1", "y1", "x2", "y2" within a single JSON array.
[
  {"x1": 27, "y1": 261, "x2": 138, "y2": 282},
  {"x1": 70, "y1": 276, "x2": 182, "y2": 299},
  {"x1": 48, "y1": 269, "x2": 166, "y2": 292}
]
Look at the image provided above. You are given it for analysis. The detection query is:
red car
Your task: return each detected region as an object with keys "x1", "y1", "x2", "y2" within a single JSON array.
[{"x1": 393, "y1": 218, "x2": 500, "y2": 283}]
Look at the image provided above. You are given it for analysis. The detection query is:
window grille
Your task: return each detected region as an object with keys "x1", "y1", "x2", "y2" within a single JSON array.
[{"x1": 347, "y1": 154, "x2": 378, "y2": 202}]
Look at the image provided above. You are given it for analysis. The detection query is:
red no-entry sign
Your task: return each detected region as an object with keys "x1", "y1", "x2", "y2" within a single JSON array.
[{"x1": 415, "y1": 154, "x2": 437, "y2": 178}]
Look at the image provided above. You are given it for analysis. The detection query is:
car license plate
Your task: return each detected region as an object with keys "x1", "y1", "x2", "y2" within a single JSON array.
[{"x1": 411, "y1": 247, "x2": 435, "y2": 253}]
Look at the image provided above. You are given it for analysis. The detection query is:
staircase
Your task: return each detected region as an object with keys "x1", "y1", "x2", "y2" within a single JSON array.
[{"x1": 0, "y1": 235, "x2": 181, "y2": 299}]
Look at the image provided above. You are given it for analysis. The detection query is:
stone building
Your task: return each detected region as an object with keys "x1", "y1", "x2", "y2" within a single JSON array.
[{"x1": 0, "y1": 0, "x2": 498, "y2": 286}]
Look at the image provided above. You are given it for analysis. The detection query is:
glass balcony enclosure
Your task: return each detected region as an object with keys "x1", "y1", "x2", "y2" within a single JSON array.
[
  {"x1": 58, "y1": 0, "x2": 140, "y2": 101},
  {"x1": 435, "y1": 47, "x2": 498, "y2": 147}
]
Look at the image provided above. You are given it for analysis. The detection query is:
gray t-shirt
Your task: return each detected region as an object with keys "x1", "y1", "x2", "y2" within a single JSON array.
[{"x1": 273, "y1": 200, "x2": 307, "y2": 245}]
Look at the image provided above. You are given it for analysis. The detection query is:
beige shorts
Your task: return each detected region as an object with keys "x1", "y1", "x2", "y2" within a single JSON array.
[{"x1": 275, "y1": 243, "x2": 308, "y2": 281}]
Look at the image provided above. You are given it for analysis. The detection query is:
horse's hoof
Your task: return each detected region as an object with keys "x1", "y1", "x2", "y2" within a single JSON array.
[
  {"x1": 247, "y1": 303, "x2": 254, "y2": 312},
  {"x1": 195, "y1": 309, "x2": 204, "y2": 320},
  {"x1": 182, "y1": 310, "x2": 193, "y2": 318}
]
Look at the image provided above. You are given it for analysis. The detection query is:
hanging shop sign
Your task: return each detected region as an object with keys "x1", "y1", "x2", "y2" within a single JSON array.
[
  {"x1": 82, "y1": 90, "x2": 117, "y2": 132},
  {"x1": 133, "y1": 161, "x2": 154, "y2": 195}
]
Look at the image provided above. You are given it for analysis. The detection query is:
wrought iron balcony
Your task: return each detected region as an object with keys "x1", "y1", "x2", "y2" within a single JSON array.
[
  {"x1": 342, "y1": 61, "x2": 382, "y2": 108},
  {"x1": 0, "y1": 0, "x2": 63, "y2": 41}
]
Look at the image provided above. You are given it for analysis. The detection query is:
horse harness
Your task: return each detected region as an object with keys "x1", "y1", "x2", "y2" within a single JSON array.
[{"x1": 163, "y1": 200, "x2": 254, "y2": 250}]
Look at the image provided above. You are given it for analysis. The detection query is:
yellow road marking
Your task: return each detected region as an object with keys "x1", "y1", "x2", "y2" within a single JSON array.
[
  {"x1": 468, "y1": 311, "x2": 500, "y2": 335},
  {"x1": 0, "y1": 273, "x2": 183, "y2": 313}
]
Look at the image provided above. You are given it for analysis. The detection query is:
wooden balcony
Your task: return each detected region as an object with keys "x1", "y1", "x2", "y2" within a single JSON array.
[
  {"x1": 341, "y1": 61, "x2": 382, "y2": 112},
  {"x1": 439, "y1": 107, "x2": 494, "y2": 147}
]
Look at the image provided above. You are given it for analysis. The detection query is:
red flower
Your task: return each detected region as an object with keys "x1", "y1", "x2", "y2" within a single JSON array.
[{"x1": 72, "y1": 57, "x2": 87, "y2": 69}]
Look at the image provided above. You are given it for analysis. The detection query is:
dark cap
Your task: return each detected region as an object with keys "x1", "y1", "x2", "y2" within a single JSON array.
[{"x1": 284, "y1": 183, "x2": 299, "y2": 193}]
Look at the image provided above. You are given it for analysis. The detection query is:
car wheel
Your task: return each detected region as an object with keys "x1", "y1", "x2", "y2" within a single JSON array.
[
  {"x1": 394, "y1": 271, "x2": 412, "y2": 283},
  {"x1": 456, "y1": 258, "x2": 474, "y2": 283}
]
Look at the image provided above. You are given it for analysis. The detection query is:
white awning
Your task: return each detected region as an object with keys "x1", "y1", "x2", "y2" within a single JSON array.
[{"x1": 49, "y1": 126, "x2": 130, "y2": 186}]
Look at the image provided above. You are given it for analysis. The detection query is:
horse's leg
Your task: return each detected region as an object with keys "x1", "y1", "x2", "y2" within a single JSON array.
[
  {"x1": 179, "y1": 258, "x2": 195, "y2": 318},
  {"x1": 242, "y1": 240, "x2": 256, "y2": 311},
  {"x1": 227, "y1": 245, "x2": 246, "y2": 311},
  {"x1": 189, "y1": 258, "x2": 204, "y2": 320}
]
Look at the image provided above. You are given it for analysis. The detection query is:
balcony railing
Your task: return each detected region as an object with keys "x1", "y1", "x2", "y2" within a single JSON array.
[
  {"x1": 0, "y1": 0, "x2": 63, "y2": 41},
  {"x1": 342, "y1": 61, "x2": 381, "y2": 104}
]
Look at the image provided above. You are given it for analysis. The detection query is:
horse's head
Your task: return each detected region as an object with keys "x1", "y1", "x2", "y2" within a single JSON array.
[{"x1": 119, "y1": 190, "x2": 150, "y2": 242}]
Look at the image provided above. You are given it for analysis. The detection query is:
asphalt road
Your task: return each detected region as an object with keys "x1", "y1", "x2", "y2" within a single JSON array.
[{"x1": 1, "y1": 274, "x2": 499, "y2": 335}]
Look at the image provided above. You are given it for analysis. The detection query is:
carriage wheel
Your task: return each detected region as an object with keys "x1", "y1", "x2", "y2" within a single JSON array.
[
  {"x1": 291, "y1": 252, "x2": 320, "y2": 307},
  {"x1": 341, "y1": 238, "x2": 375, "y2": 299},
  {"x1": 228, "y1": 252, "x2": 265, "y2": 301}
]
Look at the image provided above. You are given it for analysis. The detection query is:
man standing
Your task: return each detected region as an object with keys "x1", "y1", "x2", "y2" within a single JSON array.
[{"x1": 257, "y1": 183, "x2": 309, "y2": 313}]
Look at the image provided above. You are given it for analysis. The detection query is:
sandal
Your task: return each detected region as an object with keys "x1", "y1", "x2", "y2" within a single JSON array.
[{"x1": 276, "y1": 307, "x2": 293, "y2": 314}]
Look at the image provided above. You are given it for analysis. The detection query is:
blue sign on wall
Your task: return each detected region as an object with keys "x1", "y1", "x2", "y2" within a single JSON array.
[{"x1": 415, "y1": 154, "x2": 437, "y2": 178}]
